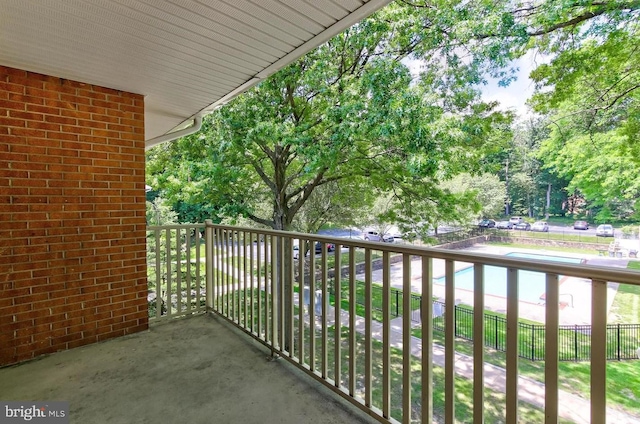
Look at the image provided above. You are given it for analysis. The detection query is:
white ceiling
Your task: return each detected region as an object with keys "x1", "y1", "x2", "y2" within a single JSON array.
[{"x1": 0, "y1": 0, "x2": 390, "y2": 146}]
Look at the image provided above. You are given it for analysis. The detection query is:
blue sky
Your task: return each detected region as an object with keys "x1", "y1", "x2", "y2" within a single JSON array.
[{"x1": 404, "y1": 51, "x2": 543, "y2": 117}]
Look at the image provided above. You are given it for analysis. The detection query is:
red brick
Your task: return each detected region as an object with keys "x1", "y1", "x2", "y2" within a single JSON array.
[
  {"x1": 25, "y1": 86, "x2": 59, "y2": 99},
  {"x1": 27, "y1": 121, "x2": 60, "y2": 131},
  {"x1": 1, "y1": 65, "x2": 146, "y2": 366}
]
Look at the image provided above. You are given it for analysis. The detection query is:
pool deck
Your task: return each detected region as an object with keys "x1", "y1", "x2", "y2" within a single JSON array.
[{"x1": 360, "y1": 244, "x2": 629, "y2": 325}]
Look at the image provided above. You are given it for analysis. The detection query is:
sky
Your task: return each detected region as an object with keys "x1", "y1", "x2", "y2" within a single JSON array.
[
  {"x1": 404, "y1": 51, "x2": 544, "y2": 117},
  {"x1": 479, "y1": 51, "x2": 543, "y2": 116}
]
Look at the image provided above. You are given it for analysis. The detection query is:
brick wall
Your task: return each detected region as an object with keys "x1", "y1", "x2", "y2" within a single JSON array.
[{"x1": 0, "y1": 66, "x2": 148, "y2": 365}]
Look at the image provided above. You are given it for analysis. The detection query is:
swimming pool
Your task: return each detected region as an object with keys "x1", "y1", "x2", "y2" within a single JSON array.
[{"x1": 433, "y1": 252, "x2": 583, "y2": 303}]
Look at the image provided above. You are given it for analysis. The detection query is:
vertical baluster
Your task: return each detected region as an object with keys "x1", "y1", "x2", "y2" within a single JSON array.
[
  {"x1": 382, "y1": 251, "x2": 391, "y2": 418},
  {"x1": 506, "y1": 267, "x2": 519, "y2": 423},
  {"x1": 334, "y1": 243, "x2": 342, "y2": 387},
  {"x1": 364, "y1": 248, "x2": 372, "y2": 408},
  {"x1": 249, "y1": 231, "x2": 255, "y2": 334},
  {"x1": 545, "y1": 273, "x2": 559, "y2": 424},
  {"x1": 321, "y1": 245, "x2": 328, "y2": 378},
  {"x1": 154, "y1": 227, "x2": 162, "y2": 318},
  {"x1": 288, "y1": 236, "x2": 295, "y2": 358},
  {"x1": 185, "y1": 227, "x2": 192, "y2": 314},
  {"x1": 165, "y1": 228, "x2": 173, "y2": 317},
  {"x1": 591, "y1": 279, "x2": 607, "y2": 423},
  {"x1": 243, "y1": 231, "x2": 248, "y2": 329},
  {"x1": 257, "y1": 233, "x2": 263, "y2": 340},
  {"x1": 264, "y1": 234, "x2": 270, "y2": 342},
  {"x1": 225, "y1": 229, "x2": 230, "y2": 318},
  {"x1": 196, "y1": 226, "x2": 201, "y2": 311},
  {"x1": 421, "y1": 256, "x2": 433, "y2": 424},
  {"x1": 402, "y1": 253, "x2": 412, "y2": 424},
  {"x1": 473, "y1": 264, "x2": 485, "y2": 423},
  {"x1": 218, "y1": 228, "x2": 224, "y2": 313},
  {"x1": 214, "y1": 227, "x2": 220, "y2": 312},
  {"x1": 348, "y1": 246, "x2": 356, "y2": 397},
  {"x1": 176, "y1": 228, "x2": 182, "y2": 314},
  {"x1": 309, "y1": 240, "x2": 316, "y2": 371},
  {"x1": 231, "y1": 231, "x2": 237, "y2": 322},
  {"x1": 278, "y1": 236, "x2": 285, "y2": 351},
  {"x1": 297, "y1": 237, "x2": 305, "y2": 364},
  {"x1": 204, "y1": 222, "x2": 213, "y2": 312},
  {"x1": 444, "y1": 259, "x2": 455, "y2": 423},
  {"x1": 237, "y1": 231, "x2": 241, "y2": 325},
  {"x1": 271, "y1": 235, "x2": 278, "y2": 349}
]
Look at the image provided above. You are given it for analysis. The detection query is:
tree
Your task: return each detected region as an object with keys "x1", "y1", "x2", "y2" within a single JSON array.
[
  {"x1": 443, "y1": 173, "x2": 507, "y2": 220},
  {"x1": 145, "y1": 8, "x2": 512, "y2": 351},
  {"x1": 538, "y1": 102, "x2": 640, "y2": 221},
  {"x1": 148, "y1": 6, "x2": 509, "y2": 232}
]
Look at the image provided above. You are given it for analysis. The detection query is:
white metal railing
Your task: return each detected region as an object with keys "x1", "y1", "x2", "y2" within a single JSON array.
[
  {"x1": 147, "y1": 224, "x2": 207, "y2": 320},
  {"x1": 148, "y1": 221, "x2": 640, "y2": 423}
]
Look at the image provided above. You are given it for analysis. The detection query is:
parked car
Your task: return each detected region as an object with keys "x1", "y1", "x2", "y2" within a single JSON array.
[
  {"x1": 514, "y1": 222, "x2": 531, "y2": 231},
  {"x1": 315, "y1": 242, "x2": 336, "y2": 253},
  {"x1": 596, "y1": 224, "x2": 614, "y2": 237},
  {"x1": 509, "y1": 216, "x2": 524, "y2": 225},
  {"x1": 478, "y1": 219, "x2": 496, "y2": 228},
  {"x1": 531, "y1": 221, "x2": 549, "y2": 232},
  {"x1": 293, "y1": 241, "x2": 335, "y2": 257},
  {"x1": 573, "y1": 220, "x2": 589, "y2": 230},
  {"x1": 496, "y1": 221, "x2": 513, "y2": 229},
  {"x1": 363, "y1": 230, "x2": 394, "y2": 243}
]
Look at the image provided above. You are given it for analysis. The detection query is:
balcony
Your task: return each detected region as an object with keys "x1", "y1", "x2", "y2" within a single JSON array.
[
  {"x1": 3, "y1": 222, "x2": 640, "y2": 423},
  {"x1": 0, "y1": 313, "x2": 377, "y2": 424}
]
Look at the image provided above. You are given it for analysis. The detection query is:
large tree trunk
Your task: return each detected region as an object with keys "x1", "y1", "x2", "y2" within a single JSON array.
[{"x1": 273, "y1": 212, "x2": 293, "y2": 353}]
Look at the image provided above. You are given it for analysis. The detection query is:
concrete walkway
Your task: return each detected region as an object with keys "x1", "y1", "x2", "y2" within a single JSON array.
[{"x1": 301, "y1": 294, "x2": 639, "y2": 424}]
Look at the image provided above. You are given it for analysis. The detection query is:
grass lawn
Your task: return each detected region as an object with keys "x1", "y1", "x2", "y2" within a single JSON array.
[
  {"x1": 493, "y1": 229, "x2": 612, "y2": 245},
  {"x1": 486, "y1": 241, "x2": 601, "y2": 255},
  {"x1": 292, "y1": 323, "x2": 562, "y2": 422},
  {"x1": 608, "y1": 261, "x2": 640, "y2": 323},
  {"x1": 410, "y1": 326, "x2": 640, "y2": 418}
]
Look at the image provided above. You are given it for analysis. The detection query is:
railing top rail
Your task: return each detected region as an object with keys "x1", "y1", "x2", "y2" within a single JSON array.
[
  {"x1": 149, "y1": 222, "x2": 640, "y2": 287},
  {"x1": 147, "y1": 224, "x2": 206, "y2": 230}
]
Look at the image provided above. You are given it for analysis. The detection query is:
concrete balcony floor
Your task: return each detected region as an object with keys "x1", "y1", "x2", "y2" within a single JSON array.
[{"x1": 0, "y1": 314, "x2": 378, "y2": 424}]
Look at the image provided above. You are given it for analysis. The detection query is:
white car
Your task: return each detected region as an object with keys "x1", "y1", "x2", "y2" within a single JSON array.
[
  {"x1": 531, "y1": 221, "x2": 549, "y2": 232},
  {"x1": 596, "y1": 224, "x2": 614, "y2": 237},
  {"x1": 363, "y1": 230, "x2": 394, "y2": 243}
]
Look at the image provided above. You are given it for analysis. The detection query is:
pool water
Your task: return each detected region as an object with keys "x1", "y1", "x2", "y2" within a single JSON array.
[{"x1": 433, "y1": 252, "x2": 583, "y2": 303}]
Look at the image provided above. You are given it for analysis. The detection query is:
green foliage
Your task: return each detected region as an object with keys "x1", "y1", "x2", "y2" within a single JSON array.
[
  {"x1": 146, "y1": 198, "x2": 178, "y2": 226},
  {"x1": 539, "y1": 119, "x2": 640, "y2": 221},
  {"x1": 145, "y1": 1, "x2": 640, "y2": 228},
  {"x1": 441, "y1": 172, "x2": 506, "y2": 220},
  {"x1": 147, "y1": 4, "x2": 509, "y2": 231}
]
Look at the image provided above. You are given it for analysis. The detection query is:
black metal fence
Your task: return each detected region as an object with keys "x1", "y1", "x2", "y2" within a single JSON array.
[
  {"x1": 431, "y1": 301, "x2": 640, "y2": 362},
  {"x1": 335, "y1": 283, "x2": 421, "y2": 319},
  {"x1": 332, "y1": 281, "x2": 639, "y2": 362}
]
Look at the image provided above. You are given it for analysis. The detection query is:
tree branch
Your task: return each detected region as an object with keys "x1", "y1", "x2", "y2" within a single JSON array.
[
  {"x1": 245, "y1": 212, "x2": 273, "y2": 228},
  {"x1": 528, "y1": 2, "x2": 640, "y2": 36}
]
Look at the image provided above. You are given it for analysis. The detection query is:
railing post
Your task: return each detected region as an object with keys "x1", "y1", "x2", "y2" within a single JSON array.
[
  {"x1": 205, "y1": 220, "x2": 214, "y2": 311},
  {"x1": 473, "y1": 263, "x2": 485, "y2": 424},
  {"x1": 591, "y1": 279, "x2": 607, "y2": 423},
  {"x1": 545, "y1": 272, "x2": 559, "y2": 423},
  {"x1": 505, "y1": 267, "x2": 519, "y2": 424},
  {"x1": 444, "y1": 259, "x2": 455, "y2": 422}
]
